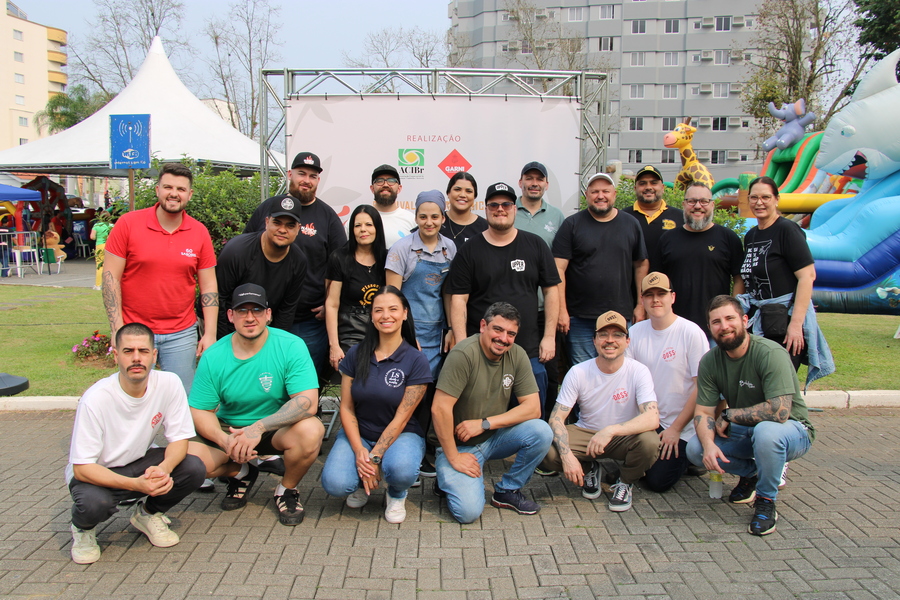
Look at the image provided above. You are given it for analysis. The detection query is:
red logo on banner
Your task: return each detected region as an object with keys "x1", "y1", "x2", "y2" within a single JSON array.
[{"x1": 438, "y1": 150, "x2": 472, "y2": 178}]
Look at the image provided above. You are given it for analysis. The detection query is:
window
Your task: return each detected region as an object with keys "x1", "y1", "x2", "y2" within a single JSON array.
[
  {"x1": 15, "y1": 95, "x2": 24, "y2": 105},
  {"x1": 712, "y1": 117, "x2": 727, "y2": 130},
  {"x1": 630, "y1": 84, "x2": 645, "y2": 99},
  {"x1": 662, "y1": 117, "x2": 677, "y2": 131},
  {"x1": 629, "y1": 117, "x2": 644, "y2": 131},
  {"x1": 691, "y1": 86, "x2": 700, "y2": 95},
  {"x1": 18, "y1": 117, "x2": 28, "y2": 127},
  {"x1": 599, "y1": 36, "x2": 614, "y2": 51},
  {"x1": 19, "y1": 138, "x2": 28, "y2": 145},
  {"x1": 13, "y1": 29, "x2": 23, "y2": 41},
  {"x1": 631, "y1": 52, "x2": 646, "y2": 66},
  {"x1": 741, "y1": 154, "x2": 749, "y2": 161},
  {"x1": 632, "y1": 20, "x2": 646, "y2": 34},
  {"x1": 628, "y1": 150, "x2": 643, "y2": 163},
  {"x1": 568, "y1": 7, "x2": 583, "y2": 21},
  {"x1": 521, "y1": 40, "x2": 533, "y2": 54},
  {"x1": 692, "y1": 53, "x2": 701, "y2": 63},
  {"x1": 501, "y1": 12, "x2": 511, "y2": 21},
  {"x1": 711, "y1": 150, "x2": 727, "y2": 164},
  {"x1": 663, "y1": 84, "x2": 677, "y2": 99},
  {"x1": 664, "y1": 52, "x2": 679, "y2": 66},
  {"x1": 599, "y1": 4, "x2": 615, "y2": 19},
  {"x1": 716, "y1": 16, "x2": 732, "y2": 31},
  {"x1": 715, "y1": 50, "x2": 731, "y2": 65},
  {"x1": 742, "y1": 120, "x2": 750, "y2": 128},
  {"x1": 14, "y1": 51, "x2": 24, "y2": 62},
  {"x1": 662, "y1": 149, "x2": 677, "y2": 164},
  {"x1": 14, "y1": 73, "x2": 24, "y2": 84},
  {"x1": 665, "y1": 19, "x2": 680, "y2": 33},
  {"x1": 713, "y1": 83, "x2": 729, "y2": 97}
]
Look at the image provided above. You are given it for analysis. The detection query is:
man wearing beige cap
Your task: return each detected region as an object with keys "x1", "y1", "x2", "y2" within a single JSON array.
[
  {"x1": 627, "y1": 272, "x2": 709, "y2": 493},
  {"x1": 540, "y1": 310, "x2": 660, "y2": 512}
]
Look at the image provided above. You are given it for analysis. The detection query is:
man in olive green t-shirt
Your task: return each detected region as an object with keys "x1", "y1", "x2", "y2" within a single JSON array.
[
  {"x1": 431, "y1": 302, "x2": 553, "y2": 523},
  {"x1": 686, "y1": 295, "x2": 814, "y2": 536}
]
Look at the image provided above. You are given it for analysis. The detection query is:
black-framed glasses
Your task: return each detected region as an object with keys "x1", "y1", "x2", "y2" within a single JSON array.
[
  {"x1": 234, "y1": 307, "x2": 266, "y2": 316},
  {"x1": 485, "y1": 201, "x2": 515, "y2": 211},
  {"x1": 749, "y1": 195, "x2": 775, "y2": 203},
  {"x1": 373, "y1": 177, "x2": 399, "y2": 186},
  {"x1": 684, "y1": 198, "x2": 712, "y2": 206}
]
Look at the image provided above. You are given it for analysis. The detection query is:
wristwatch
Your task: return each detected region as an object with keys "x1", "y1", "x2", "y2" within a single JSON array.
[
  {"x1": 369, "y1": 454, "x2": 382, "y2": 465},
  {"x1": 481, "y1": 418, "x2": 491, "y2": 431},
  {"x1": 722, "y1": 409, "x2": 732, "y2": 423}
]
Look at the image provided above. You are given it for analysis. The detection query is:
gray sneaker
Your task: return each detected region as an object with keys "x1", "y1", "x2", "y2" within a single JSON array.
[
  {"x1": 70, "y1": 525, "x2": 101, "y2": 564},
  {"x1": 582, "y1": 461, "x2": 602, "y2": 500},
  {"x1": 608, "y1": 480, "x2": 633, "y2": 512}
]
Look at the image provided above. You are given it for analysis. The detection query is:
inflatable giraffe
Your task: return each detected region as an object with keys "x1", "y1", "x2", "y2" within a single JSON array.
[{"x1": 663, "y1": 117, "x2": 715, "y2": 189}]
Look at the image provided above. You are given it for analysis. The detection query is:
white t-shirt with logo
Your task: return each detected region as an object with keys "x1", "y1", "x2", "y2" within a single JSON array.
[
  {"x1": 557, "y1": 357, "x2": 657, "y2": 432},
  {"x1": 66, "y1": 370, "x2": 196, "y2": 483},
  {"x1": 378, "y1": 208, "x2": 417, "y2": 249},
  {"x1": 626, "y1": 316, "x2": 709, "y2": 441}
]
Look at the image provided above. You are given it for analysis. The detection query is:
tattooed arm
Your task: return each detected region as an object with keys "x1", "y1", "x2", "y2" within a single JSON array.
[
  {"x1": 102, "y1": 253, "x2": 126, "y2": 348},
  {"x1": 587, "y1": 401, "x2": 660, "y2": 458},
  {"x1": 370, "y1": 383, "x2": 426, "y2": 459},
  {"x1": 196, "y1": 267, "x2": 218, "y2": 357},
  {"x1": 549, "y1": 402, "x2": 584, "y2": 486},
  {"x1": 693, "y1": 404, "x2": 729, "y2": 474},
  {"x1": 723, "y1": 394, "x2": 792, "y2": 426},
  {"x1": 226, "y1": 388, "x2": 319, "y2": 463}
]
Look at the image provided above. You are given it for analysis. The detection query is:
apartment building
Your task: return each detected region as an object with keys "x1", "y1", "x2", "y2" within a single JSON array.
[
  {"x1": 1, "y1": 1, "x2": 67, "y2": 152},
  {"x1": 448, "y1": 0, "x2": 762, "y2": 180}
]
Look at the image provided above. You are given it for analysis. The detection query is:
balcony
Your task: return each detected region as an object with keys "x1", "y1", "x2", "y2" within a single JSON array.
[
  {"x1": 47, "y1": 28, "x2": 67, "y2": 46},
  {"x1": 47, "y1": 50, "x2": 68, "y2": 66},
  {"x1": 48, "y1": 70, "x2": 68, "y2": 85}
]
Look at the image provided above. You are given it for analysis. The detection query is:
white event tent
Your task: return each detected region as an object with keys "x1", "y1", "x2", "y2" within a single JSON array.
[{"x1": 0, "y1": 37, "x2": 283, "y2": 176}]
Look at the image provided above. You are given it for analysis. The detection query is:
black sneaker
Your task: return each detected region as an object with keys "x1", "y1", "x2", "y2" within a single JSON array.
[
  {"x1": 222, "y1": 464, "x2": 259, "y2": 511},
  {"x1": 274, "y1": 488, "x2": 305, "y2": 526},
  {"x1": 419, "y1": 457, "x2": 437, "y2": 478},
  {"x1": 748, "y1": 496, "x2": 778, "y2": 536},
  {"x1": 490, "y1": 489, "x2": 541, "y2": 515},
  {"x1": 729, "y1": 475, "x2": 758, "y2": 504},
  {"x1": 582, "y1": 461, "x2": 602, "y2": 500},
  {"x1": 608, "y1": 480, "x2": 633, "y2": 512},
  {"x1": 257, "y1": 457, "x2": 286, "y2": 476}
]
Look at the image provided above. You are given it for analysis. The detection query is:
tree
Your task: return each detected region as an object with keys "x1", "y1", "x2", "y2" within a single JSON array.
[
  {"x1": 342, "y1": 27, "x2": 449, "y2": 92},
  {"x1": 33, "y1": 85, "x2": 111, "y2": 134},
  {"x1": 69, "y1": 0, "x2": 192, "y2": 97},
  {"x1": 203, "y1": 0, "x2": 283, "y2": 139},
  {"x1": 854, "y1": 0, "x2": 900, "y2": 60}
]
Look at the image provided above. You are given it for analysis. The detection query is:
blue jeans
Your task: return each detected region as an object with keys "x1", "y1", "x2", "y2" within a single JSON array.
[
  {"x1": 435, "y1": 419, "x2": 553, "y2": 524},
  {"x1": 291, "y1": 318, "x2": 329, "y2": 383},
  {"x1": 566, "y1": 316, "x2": 598, "y2": 366},
  {"x1": 686, "y1": 420, "x2": 811, "y2": 501},
  {"x1": 155, "y1": 323, "x2": 198, "y2": 394},
  {"x1": 321, "y1": 429, "x2": 425, "y2": 500},
  {"x1": 530, "y1": 357, "x2": 548, "y2": 418}
]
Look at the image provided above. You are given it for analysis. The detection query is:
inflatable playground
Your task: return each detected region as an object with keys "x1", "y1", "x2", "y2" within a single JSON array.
[{"x1": 668, "y1": 49, "x2": 900, "y2": 316}]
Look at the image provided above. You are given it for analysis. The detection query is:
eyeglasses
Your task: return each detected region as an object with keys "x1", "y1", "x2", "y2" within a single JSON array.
[
  {"x1": 684, "y1": 198, "x2": 712, "y2": 206},
  {"x1": 485, "y1": 201, "x2": 515, "y2": 211},
  {"x1": 234, "y1": 307, "x2": 266, "y2": 316},
  {"x1": 595, "y1": 330, "x2": 627, "y2": 340},
  {"x1": 373, "y1": 177, "x2": 399, "y2": 186},
  {"x1": 749, "y1": 195, "x2": 776, "y2": 203}
]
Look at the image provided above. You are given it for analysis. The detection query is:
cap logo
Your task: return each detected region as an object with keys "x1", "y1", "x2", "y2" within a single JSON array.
[
  {"x1": 606, "y1": 314, "x2": 617, "y2": 322},
  {"x1": 303, "y1": 156, "x2": 314, "y2": 165},
  {"x1": 495, "y1": 183, "x2": 509, "y2": 191},
  {"x1": 649, "y1": 275, "x2": 660, "y2": 285},
  {"x1": 281, "y1": 198, "x2": 295, "y2": 210}
]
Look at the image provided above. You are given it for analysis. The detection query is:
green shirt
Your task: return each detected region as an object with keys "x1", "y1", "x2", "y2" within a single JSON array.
[
  {"x1": 697, "y1": 334, "x2": 815, "y2": 442},
  {"x1": 93, "y1": 222, "x2": 113, "y2": 245},
  {"x1": 430, "y1": 334, "x2": 539, "y2": 446},
  {"x1": 189, "y1": 328, "x2": 318, "y2": 427},
  {"x1": 515, "y1": 198, "x2": 565, "y2": 248}
]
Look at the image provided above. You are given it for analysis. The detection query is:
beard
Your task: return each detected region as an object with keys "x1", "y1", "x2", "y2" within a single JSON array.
[
  {"x1": 685, "y1": 211, "x2": 714, "y2": 231},
  {"x1": 289, "y1": 181, "x2": 317, "y2": 205},
  {"x1": 489, "y1": 220, "x2": 514, "y2": 232},
  {"x1": 374, "y1": 189, "x2": 398, "y2": 207},
  {"x1": 588, "y1": 203, "x2": 613, "y2": 218},
  {"x1": 716, "y1": 324, "x2": 747, "y2": 352}
]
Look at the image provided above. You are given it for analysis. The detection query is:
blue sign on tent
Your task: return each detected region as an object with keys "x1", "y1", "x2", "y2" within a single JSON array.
[{"x1": 110, "y1": 114, "x2": 151, "y2": 169}]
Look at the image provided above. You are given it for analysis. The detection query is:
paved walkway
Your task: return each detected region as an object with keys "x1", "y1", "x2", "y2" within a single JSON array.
[
  {"x1": 1, "y1": 407, "x2": 898, "y2": 599},
  {"x1": 0, "y1": 256, "x2": 97, "y2": 289}
]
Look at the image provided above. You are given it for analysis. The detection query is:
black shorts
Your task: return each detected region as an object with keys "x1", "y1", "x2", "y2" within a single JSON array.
[{"x1": 192, "y1": 419, "x2": 280, "y2": 455}]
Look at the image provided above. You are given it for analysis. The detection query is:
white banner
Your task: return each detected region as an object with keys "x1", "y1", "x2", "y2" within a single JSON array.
[{"x1": 286, "y1": 95, "x2": 582, "y2": 223}]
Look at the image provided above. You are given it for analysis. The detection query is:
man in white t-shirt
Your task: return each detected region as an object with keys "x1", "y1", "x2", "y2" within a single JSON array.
[
  {"x1": 66, "y1": 322, "x2": 206, "y2": 565},
  {"x1": 539, "y1": 310, "x2": 660, "y2": 512},
  {"x1": 627, "y1": 272, "x2": 709, "y2": 492},
  {"x1": 370, "y1": 164, "x2": 416, "y2": 248}
]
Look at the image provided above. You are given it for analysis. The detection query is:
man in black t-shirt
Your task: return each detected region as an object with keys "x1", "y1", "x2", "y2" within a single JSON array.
[
  {"x1": 622, "y1": 165, "x2": 683, "y2": 272},
  {"x1": 243, "y1": 152, "x2": 347, "y2": 379},
  {"x1": 553, "y1": 173, "x2": 648, "y2": 366},
  {"x1": 658, "y1": 181, "x2": 745, "y2": 340},
  {"x1": 446, "y1": 182, "x2": 561, "y2": 408}
]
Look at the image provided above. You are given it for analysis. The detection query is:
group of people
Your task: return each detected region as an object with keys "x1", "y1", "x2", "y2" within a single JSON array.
[{"x1": 66, "y1": 156, "x2": 827, "y2": 565}]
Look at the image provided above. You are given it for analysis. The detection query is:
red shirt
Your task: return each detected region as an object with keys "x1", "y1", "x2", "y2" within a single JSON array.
[{"x1": 105, "y1": 204, "x2": 215, "y2": 334}]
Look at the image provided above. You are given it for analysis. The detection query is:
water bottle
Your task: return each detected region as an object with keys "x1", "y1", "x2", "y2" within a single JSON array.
[{"x1": 708, "y1": 471, "x2": 723, "y2": 498}]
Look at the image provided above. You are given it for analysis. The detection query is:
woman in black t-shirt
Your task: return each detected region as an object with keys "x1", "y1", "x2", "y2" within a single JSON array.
[
  {"x1": 440, "y1": 172, "x2": 487, "y2": 247},
  {"x1": 325, "y1": 205, "x2": 387, "y2": 370},
  {"x1": 740, "y1": 176, "x2": 816, "y2": 369}
]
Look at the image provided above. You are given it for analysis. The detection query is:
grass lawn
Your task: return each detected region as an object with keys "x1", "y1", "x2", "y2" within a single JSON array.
[{"x1": 0, "y1": 285, "x2": 898, "y2": 395}]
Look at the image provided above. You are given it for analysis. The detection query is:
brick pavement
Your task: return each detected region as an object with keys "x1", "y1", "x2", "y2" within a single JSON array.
[{"x1": 0, "y1": 408, "x2": 898, "y2": 599}]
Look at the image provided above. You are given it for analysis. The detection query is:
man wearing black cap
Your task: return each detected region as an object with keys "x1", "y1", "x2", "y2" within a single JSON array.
[
  {"x1": 244, "y1": 152, "x2": 347, "y2": 381},
  {"x1": 216, "y1": 199, "x2": 308, "y2": 339},
  {"x1": 622, "y1": 165, "x2": 683, "y2": 272},
  {"x1": 188, "y1": 284, "x2": 323, "y2": 527},
  {"x1": 446, "y1": 182, "x2": 560, "y2": 410},
  {"x1": 369, "y1": 164, "x2": 416, "y2": 248}
]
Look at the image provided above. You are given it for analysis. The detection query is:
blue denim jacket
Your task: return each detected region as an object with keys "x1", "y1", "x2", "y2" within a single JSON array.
[{"x1": 737, "y1": 293, "x2": 835, "y2": 389}]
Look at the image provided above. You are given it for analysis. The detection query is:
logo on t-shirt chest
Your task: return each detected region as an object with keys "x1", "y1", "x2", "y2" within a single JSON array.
[
  {"x1": 301, "y1": 223, "x2": 317, "y2": 237},
  {"x1": 612, "y1": 388, "x2": 629, "y2": 404},
  {"x1": 503, "y1": 374, "x2": 514, "y2": 389},
  {"x1": 662, "y1": 219, "x2": 677, "y2": 230},
  {"x1": 181, "y1": 248, "x2": 197, "y2": 258},
  {"x1": 150, "y1": 412, "x2": 162, "y2": 427},
  {"x1": 510, "y1": 259, "x2": 526, "y2": 272},
  {"x1": 259, "y1": 372, "x2": 274, "y2": 392},
  {"x1": 662, "y1": 347, "x2": 676, "y2": 362},
  {"x1": 384, "y1": 368, "x2": 406, "y2": 388}
]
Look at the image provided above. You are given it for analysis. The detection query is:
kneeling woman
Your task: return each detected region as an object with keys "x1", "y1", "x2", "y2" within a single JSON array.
[{"x1": 321, "y1": 286, "x2": 432, "y2": 523}]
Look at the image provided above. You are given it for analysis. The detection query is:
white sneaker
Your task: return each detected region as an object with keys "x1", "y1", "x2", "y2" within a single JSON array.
[
  {"x1": 70, "y1": 524, "x2": 101, "y2": 564},
  {"x1": 129, "y1": 502, "x2": 180, "y2": 547},
  {"x1": 346, "y1": 487, "x2": 369, "y2": 508},
  {"x1": 384, "y1": 493, "x2": 407, "y2": 524},
  {"x1": 91, "y1": 285, "x2": 101, "y2": 291}
]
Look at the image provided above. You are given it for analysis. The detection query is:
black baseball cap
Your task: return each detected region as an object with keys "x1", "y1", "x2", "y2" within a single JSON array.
[
  {"x1": 371, "y1": 164, "x2": 400, "y2": 183},
  {"x1": 635, "y1": 165, "x2": 663, "y2": 181},
  {"x1": 267, "y1": 195, "x2": 302, "y2": 222},
  {"x1": 485, "y1": 182, "x2": 517, "y2": 202},
  {"x1": 291, "y1": 152, "x2": 322, "y2": 172},
  {"x1": 520, "y1": 161, "x2": 548, "y2": 178},
  {"x1": 232, "y1": 283, "x2": 268, "y2": 309}
]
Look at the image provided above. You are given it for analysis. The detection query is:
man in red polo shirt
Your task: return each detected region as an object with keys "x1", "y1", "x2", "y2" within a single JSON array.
[{"x1": 103, "y1": 163, "x2": 218, "y2": 393}]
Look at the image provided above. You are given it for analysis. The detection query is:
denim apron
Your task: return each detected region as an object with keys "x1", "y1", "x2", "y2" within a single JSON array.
[{"x1": 404, "y1": 247, "x2": 449, "y2": 378}]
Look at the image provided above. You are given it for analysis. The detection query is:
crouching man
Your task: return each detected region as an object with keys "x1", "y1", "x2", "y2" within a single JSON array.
[{"x1": 67, "y1": 322, "x2": 206, "y2": 564}]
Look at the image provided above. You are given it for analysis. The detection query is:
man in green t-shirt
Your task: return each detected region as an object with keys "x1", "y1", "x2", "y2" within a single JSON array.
[
  {"x1": 431, "y1": 302, "x2": 553, "y2": 523},
  {"x1": 686, "y1": 295, "x2": 814, "y2": 536},
  {"x1": 188, "y1": 284, "x2": 323, "y2": 527}
]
